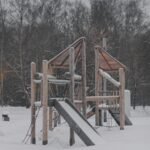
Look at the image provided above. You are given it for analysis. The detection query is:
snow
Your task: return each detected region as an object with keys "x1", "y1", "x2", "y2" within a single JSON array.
[{"x1": 0, "y1": 106, "x2": 150, "y2": 150}]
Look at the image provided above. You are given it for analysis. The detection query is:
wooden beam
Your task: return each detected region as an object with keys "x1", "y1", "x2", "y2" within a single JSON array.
[
  {"x1": 99, "y1": 69, "x2": 120, "y2": 87},
  {"x1": 86, "y1": 96, "x2": 119, "y2": 102},
  {"x1": 119, "y1": 68, "x2": 125, "y2": 130},
  {"x1": 48, "y1": 79, "x2": 70, "y2": 85},
  {"x1": 34, "y1": 72, "x2": 56, "y2": 80},
  {"x1": 49, "y1": 107, "x2": 53, "y2": 130},
  {"x1": 42, "y1": 60, "x2": 48, "y2": 145},
  {"x1": 74, "y1": 100, "x2": 82, "y2": 104},
  {"x1": 102, "y1": 38, "x2": 107, "y2": 49},
  {"x1": 64, "y1": 72, "x2": 82, "y2": 80},
  {"x1": 48, "y1": 65, "x2": 53, "y2": 131},
  {"x1": 31, "y1": 62, "x2": 36, "y2": 144},
  {"x1": 75, "y1": 44, "x2": 82, "y2": 64},
  {"x1": 81, "y1": 39, "x2": 87, "y2": 118},
  {"x1": 102, "y1": 38, "x2": 107, "y2": 97},
  {"x1": 69, "y1": 47, "x2": 75, "y2": 146},
  {"x1": 33, "y1": 79, "x2": 42, "y2": 84},
  {"x1": 102, "y1": 38, "x2": 108, "y2": 125},
  {"x1": 51, "y1": 65, "x2": 69, "y2": 69},
  {"x1": 95, "y1": 46, "x2": 101, "y2": 126}
]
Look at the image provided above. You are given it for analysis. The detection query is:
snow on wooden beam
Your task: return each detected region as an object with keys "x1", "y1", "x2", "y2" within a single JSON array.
[
  {"x1": 33, "y1": 79, "x2": 42, "y2": 84},
  {"x1": 48, "y1": 79, "x2": 70, "y2": 85},
  {"x1": 34, "y1": 78, "x2": 80, "y2": 85},
  {"x1": 35, "y1": 72, "x2": 56, "y2": 80},
  {"x1": 74, "y1": 100, "x2": 82, "y2": 104},
  {"x1": 99, "y1": 69, "x2": 120, "y2": 87},
  {"x1": 86, "y1": 96, "x2": 119, "y2": 102},
  {"x1": 64, "y1": 72, "x2": 82, "y2": 80},
  {"x1": 34, "y1": 101, "x2": 42, "y2": 107}
]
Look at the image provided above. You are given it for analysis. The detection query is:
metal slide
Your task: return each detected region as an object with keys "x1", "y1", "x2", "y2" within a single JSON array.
[
  {"x1": 50, "y1": 99, "x2": 102, "y2": 146},
  {"x1": 86, "y1": 106, "x2": 132, "y2": 126},
  {"x1": 108, "y1": 109, "x2": 132, "y2": 126}
]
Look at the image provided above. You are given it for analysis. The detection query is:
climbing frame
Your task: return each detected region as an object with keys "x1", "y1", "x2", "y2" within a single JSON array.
[
  {"x1": 86, "y1": 45, "x2": 126, "y2": 129},
  {"x1": 30, "y1": 37, "x2": 87, "y2": 145}
]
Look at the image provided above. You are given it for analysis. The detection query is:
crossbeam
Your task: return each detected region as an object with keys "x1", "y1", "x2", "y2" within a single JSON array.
[
  {"x1": 64, "y1": 72, "x2": 82, "y2": 80},
  {"x1": 48, "y1": 79, "x2": 70, "y2": 85},
  {"x1": 35, "y1": 72, "x2": 56, "y2": 80},
  {"x1": 33, "y1": 78, "x2": 81, "y2": 85},
  {"x1": 33, "y1": 79, "x2": 42, "y2": 84},
  {"x1": 86, "y1": 96, "x2": 119, "y2": 102}
]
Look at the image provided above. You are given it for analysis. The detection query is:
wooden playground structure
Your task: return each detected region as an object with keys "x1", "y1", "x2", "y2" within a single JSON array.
[
  {"x1": 87, "y1": 45, "x2": 126, "y2": 129},
  {"x1": 30, "y1": 37, "x2": 131, "y2": 146}
]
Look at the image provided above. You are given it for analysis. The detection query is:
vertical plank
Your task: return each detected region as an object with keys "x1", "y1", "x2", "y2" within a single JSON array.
[
  {"x1": 69, "y1": 47, "x2": 75, "y2": 103},
  {"x1": 102, "y1": 37, "x2": 107, "y2": 50},
  {"x1": 95, "y1": 46, "x2": 101, "y2": 126},
  {"x1": 102, "y1": 38, "x2": 107, "y2": 124},
  {"x1": 69, "y1": 47, "x2": 75, "y2": 146},
  {"x1": 102, "y1": 37, "x2": 107, "y2": 96},
  {"x1": 31, "y1": 62, "x2": 36, "y2": 144},
  {"x1": 42, "y1": 60, "x2": 48, "y2": 145},
  {"x1": 54, "y1": 111, "x2": 57, "y2": 127},
  {"x1": 49, "y1": 107, "x2": 53, "y2": 130},
  {"x1": 81, "y1": 38, "x2": 87, "y2": 117},
  {"x1": 48, "y1": 65, "x2": 53, "y2": 131},
  {"x1": 119, "y1": 68, "x2": 125, "y2": 130}
]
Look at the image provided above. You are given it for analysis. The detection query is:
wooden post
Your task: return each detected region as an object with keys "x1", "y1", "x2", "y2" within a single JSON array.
[
  {"x1": 102, "y1": 37, "x2": 107, "y2": 50},
  {"x1": 102, "y1": 37, "x2": 107, "y2": 96},
  {"x1": 31, "y1": 62, "x2": 36, "y2": 144},
  {"x1": 81, "y1": 38, "x2": 87, "y2": 117},
  {"x1": 119, "y1": 68, "x2": 125, "y2": 130},
  {"x1": 95, "y1": 46, "x2": 102, "y2": 126},
  {"x1": 49, "y1": 107, "x2": 53, "y2": 130},
  {"x1": 42, "y1": 60, "x2": 48, "y2": 145},
  {"x1": 48, "y1": 65, "x2": 53, "y2": 131},
  {"x1": 103, "y1": 38, "x2": 107, "y2": 123},
  {"x1": 69, "y1": 47, "x2": 75, "y2": 146},
  {"x1": 54, "y1": 111, "x2": 57, "y2": 127}
]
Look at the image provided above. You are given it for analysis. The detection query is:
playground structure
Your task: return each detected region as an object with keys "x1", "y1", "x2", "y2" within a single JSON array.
[
  {"x1": 86, "y1": 46, "x2": 132, "y2": 128},
  {"x1": 31, "y1": 37, "x2": 89, "y2": 145},
  {"x1": 30, "y1": 37, "x2": 132, "y2": 146}
]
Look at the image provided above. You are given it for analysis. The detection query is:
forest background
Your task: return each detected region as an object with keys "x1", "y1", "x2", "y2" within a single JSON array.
[{"x1": 0, "y1": 0, "x2": 150, "y2": 108}]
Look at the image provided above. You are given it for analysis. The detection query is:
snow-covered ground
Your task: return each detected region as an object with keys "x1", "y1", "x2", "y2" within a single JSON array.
[{"x1": 0, "y1": 106, "x2": 150, "y2": 150}]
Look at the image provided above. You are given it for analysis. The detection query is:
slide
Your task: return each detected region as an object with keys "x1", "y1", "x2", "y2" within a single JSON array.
[
  {"x1": 108, "y1": 108, "x2": 132, "y2": 126},
  {"x1": 53, "y1": 99, "x2": 103, "y2": 146},
  {"x1": 86, "y1": 106, "x2": 132, "y2": 126}
]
